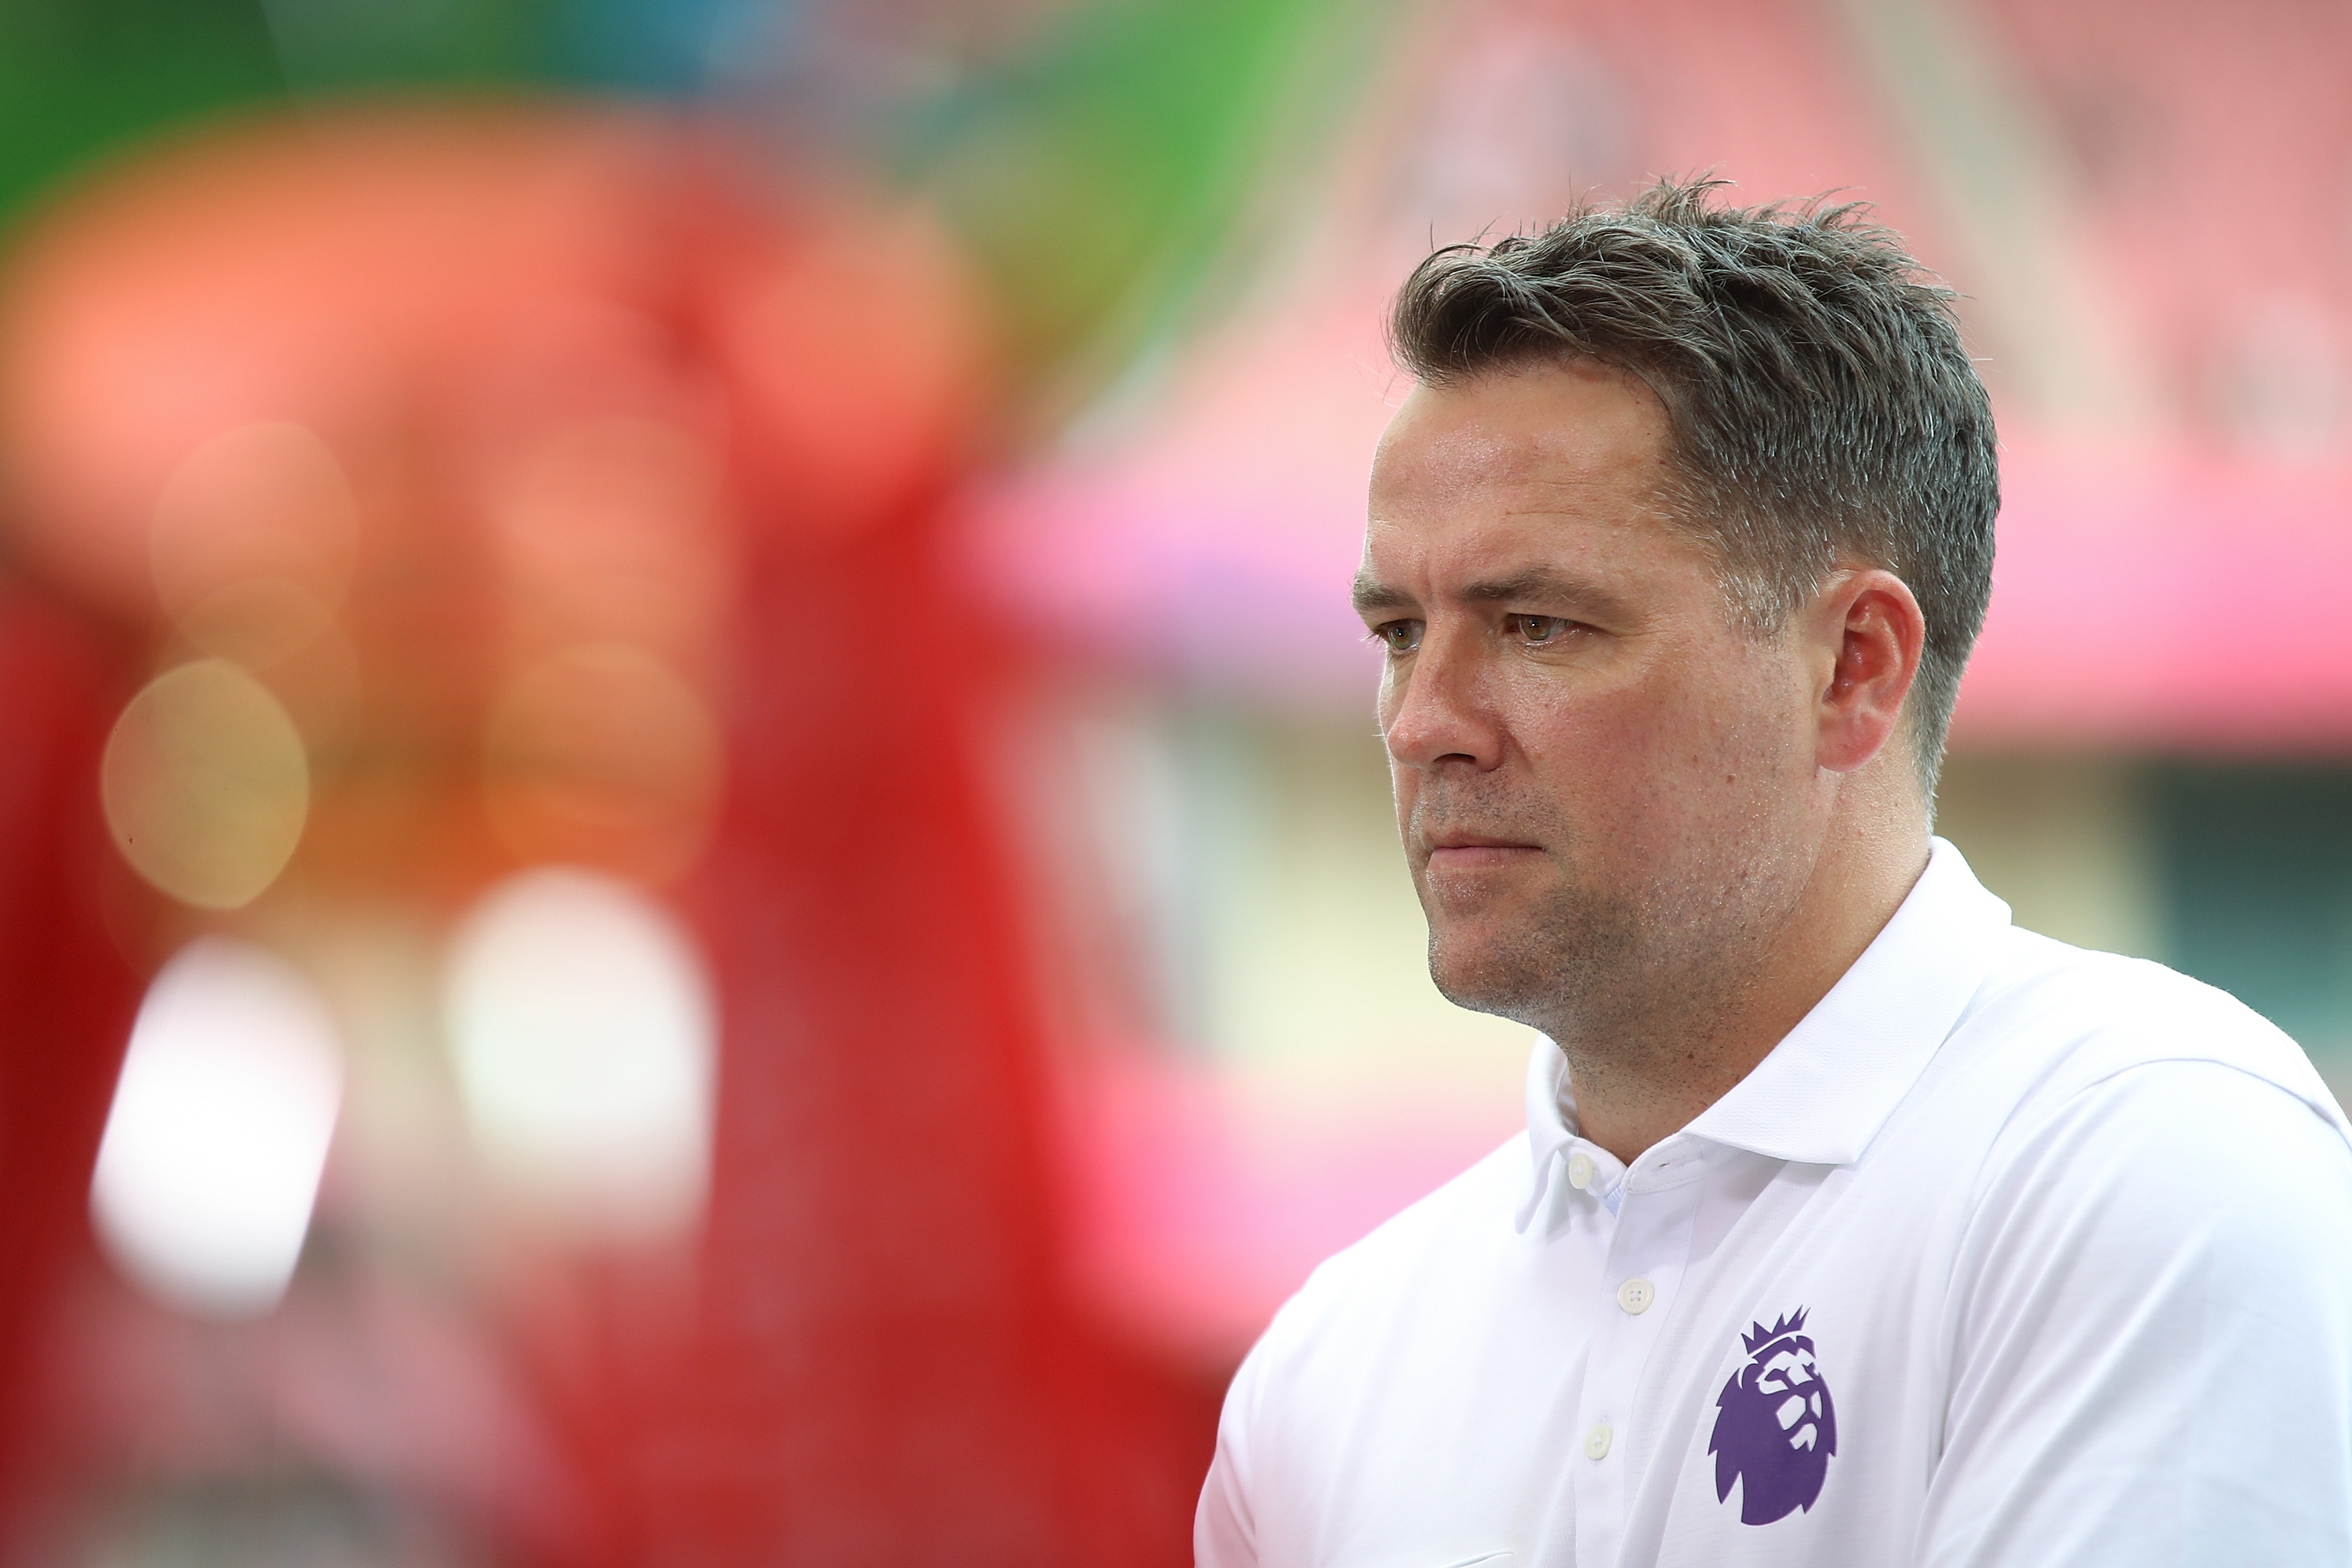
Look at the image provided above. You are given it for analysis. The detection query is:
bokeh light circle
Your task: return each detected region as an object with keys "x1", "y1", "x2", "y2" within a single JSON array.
[
  {"x1": 90, "y1": 936, "x2": 344, "y2": 1318},
  {"x1": 100, "y1": 659, "x2": 311, "y2": 909},
  {"x1": 442, "y1": 866, "x2": 717, "y2": 1242}
]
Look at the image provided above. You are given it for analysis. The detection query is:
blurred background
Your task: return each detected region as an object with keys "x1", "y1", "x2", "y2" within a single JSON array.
[{"x1": 0, "y1": 0, "x2": 2347, "y2": 1561}]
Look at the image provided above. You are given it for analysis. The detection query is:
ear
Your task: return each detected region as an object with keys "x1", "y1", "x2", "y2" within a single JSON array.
[{"x1": 1810, "y1": 568, "x2": 1926, "y2": 775}]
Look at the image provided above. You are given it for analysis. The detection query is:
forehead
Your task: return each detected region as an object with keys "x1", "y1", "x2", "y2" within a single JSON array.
[{"x1": 1364, "y1": 361, "x2": 1693, "y2": 586}]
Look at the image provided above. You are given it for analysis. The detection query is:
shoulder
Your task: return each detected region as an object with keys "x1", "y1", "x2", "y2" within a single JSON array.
[
  {"x1": 1962, "y1": 927, "x2": 2350, "y2": 1147},
  {"x1": 1923, "y1": 942, "x2": 2352, "y2": 1563},
  {"x1": 1941, "y1": 929, "x2": 2352, "y2": 1287}
]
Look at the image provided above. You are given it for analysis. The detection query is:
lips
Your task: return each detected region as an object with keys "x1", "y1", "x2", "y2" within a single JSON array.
[
  {"x1": 1425, "y1": 832, "x2": 1539, "y2": 851},
  {"x1": 1421, "y1": 830, "x2": 1544, "y2": 872}
]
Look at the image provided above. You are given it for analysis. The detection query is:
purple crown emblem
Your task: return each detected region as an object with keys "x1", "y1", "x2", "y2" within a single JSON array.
[
  {"x1": 1708, "y1": 1307, "x2": 1837, "y2": 1526},
  {"x1": 1741, "y1": 1308, "x2": 1810, "y2": 1354}
]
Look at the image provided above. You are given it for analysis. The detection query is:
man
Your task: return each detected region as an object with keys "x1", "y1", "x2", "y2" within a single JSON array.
[{"x1": 1195, "y1": 180, "x2": 2352, "y2": 1566}]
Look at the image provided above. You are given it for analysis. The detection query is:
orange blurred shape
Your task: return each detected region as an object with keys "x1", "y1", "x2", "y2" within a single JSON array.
[
  {"x1": 0, "y1": 108, "x2": 682, "y2": 616},
  {"x1": 485, "y1": 414, "x2": 729, "y2": 668},
  {"x1": 149, "y1": 421, "x2": 360, "y2": 670},
  {"x1": 0, "y1": 103, "x2": 997, "y2": 902},
  {"x1": 0, "y1": 103, "x2": 995, "y2": 613},
  {"x1": 482, "y1": 641, "x2": 724, "y2": 884}
]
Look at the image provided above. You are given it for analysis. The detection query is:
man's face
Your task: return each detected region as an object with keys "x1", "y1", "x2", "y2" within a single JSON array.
[{"x1": 1357, "y1": 361, "x2": 1823, "y2": 1039}]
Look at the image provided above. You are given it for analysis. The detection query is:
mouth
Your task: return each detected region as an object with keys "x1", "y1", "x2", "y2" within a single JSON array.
[{"x1": 1423, "y1": 832, "x2": 1544, "y2": 872}]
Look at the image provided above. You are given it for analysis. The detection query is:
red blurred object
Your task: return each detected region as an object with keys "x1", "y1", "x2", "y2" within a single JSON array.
[
  {"x1": 0, "y1": 104, "x2": 1214, "y2": 1565},
  {"x1": 0, "y1": 589, "x2": 148, "y2": 1559}
]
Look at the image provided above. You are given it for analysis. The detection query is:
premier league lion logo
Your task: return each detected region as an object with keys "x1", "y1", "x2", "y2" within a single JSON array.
[{"x1": 1708, "y1": 1308, "x2": 1837, "y2": 1526}]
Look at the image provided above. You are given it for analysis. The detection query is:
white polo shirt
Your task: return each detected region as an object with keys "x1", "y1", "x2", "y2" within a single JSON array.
[{"x1": 1196, "y1": 839, "x2": 2352, "y2": 1567}]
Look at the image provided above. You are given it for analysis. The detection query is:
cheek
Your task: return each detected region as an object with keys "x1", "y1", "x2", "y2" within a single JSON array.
[
  {"x1": 1585, "y1": 659, "x2": 1806, "y2": 806},
  {"x1": 1521, "y1": 667, "x2": 1813, "y2": 879},
  {"x1": 1508, "y1": 666, "x2": 1739, "y2": 826},
  {"x1": 1388, "y1": 753, "x2": 1419, "y2": 827}
]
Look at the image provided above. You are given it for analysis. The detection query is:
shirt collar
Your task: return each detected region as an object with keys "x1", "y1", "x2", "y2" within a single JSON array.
[
  {"x1": 1520, "y1": 1037, "x2": 1581, "y2": 1229},
  {"x1": 1519, "y1": 837, "x2": 2010, "y2": 1229}
]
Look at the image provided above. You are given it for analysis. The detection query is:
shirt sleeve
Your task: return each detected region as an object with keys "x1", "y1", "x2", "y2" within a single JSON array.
[
  {"x1": 1195, "y1": 1336, "x2": 1266, "y2": 1567},
  {"x1": 1921, "y1": 1058, "x2": 2352, "y2": 1567}
]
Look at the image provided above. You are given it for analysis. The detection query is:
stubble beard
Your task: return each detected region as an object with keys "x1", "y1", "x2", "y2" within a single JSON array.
[{"x1": 1416, "y1": 794, "x2": 1808, "y2": 1083}]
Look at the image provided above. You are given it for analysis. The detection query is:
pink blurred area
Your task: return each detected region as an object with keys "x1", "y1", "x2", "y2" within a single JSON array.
[
  {"x1": 1965, "y1": 441, "x2": 2352, "y2": 750},
  {"x1": 1055, "y1": 1047, "x2": 1529, "y2": 1364},
  {"x1": 975, "y1": 0, "x2": 2352, "y2": 745}
]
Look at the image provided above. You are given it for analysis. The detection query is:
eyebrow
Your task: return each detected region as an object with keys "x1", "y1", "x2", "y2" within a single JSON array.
[
  {"x1": 1461, "y1": 567, "x2": 1622, "y2": 612},
  {"x1": 1352, "y1": 565, "x2": 1632, "y2": 622},
  {"x1": 1351, "y1": 572, "x2": 1416, "y2": 615}
]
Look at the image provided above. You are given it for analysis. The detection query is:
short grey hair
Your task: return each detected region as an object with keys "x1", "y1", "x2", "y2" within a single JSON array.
[{"x1": 1387, "y1": 177, "x2": 1998, "y2": 793}]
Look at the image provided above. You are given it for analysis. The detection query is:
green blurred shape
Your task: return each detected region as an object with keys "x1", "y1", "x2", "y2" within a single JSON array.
[
  {"x1": 2158, "y1": 762, "x2": 2352, "y2": 1063},
  {"x1": 0, "y1": 0, "x2": 284, "y2": 223},
  {"x1": 0, "y1": 0, "x2": 584, "y2": 229},
  {"x1": 913, "y1": 0, "x2": 1388, "y2": 402},
  {"x1": 250, "y1": 0, "x2": 561, "y2": 94}
]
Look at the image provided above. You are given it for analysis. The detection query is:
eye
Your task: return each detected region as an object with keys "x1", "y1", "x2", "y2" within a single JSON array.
[
  {"x1": 1504, "y1": 613, "x2": 1577, "y2": 646},
  {"x1": 1370, "y1": 619, "x2": 1423, "y2": 655}
]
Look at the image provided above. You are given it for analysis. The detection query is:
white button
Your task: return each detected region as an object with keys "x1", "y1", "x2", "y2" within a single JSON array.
[
  {"x1": 1616, "y1": 1277, "x2": 1656, "y2": 1315},
  {"x1": 1584, "y1": 1422, "x2": 1613, "y2": 1460},
  {"x1": 1566, "y1": 1152, "x2": 1595, "y2": 1189}
]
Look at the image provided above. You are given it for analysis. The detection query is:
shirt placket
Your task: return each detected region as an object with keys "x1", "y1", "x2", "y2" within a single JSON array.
[{"x1": 1570, "y1": 1142, "x2": 1705, "y2": 1568}]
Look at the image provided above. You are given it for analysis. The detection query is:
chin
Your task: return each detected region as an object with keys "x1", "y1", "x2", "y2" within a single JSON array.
[
  {"x1": 1421, "y1": 875, "x2": 1644, "y2": 1032},
  {"x1": 1425, "y1": 924, "x2": 1553, "y2": 1026}
]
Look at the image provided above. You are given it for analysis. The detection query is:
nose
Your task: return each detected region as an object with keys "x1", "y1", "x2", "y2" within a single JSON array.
[{"x1": 1382, "y1": 628, "x2": 1505, "y2": 774}]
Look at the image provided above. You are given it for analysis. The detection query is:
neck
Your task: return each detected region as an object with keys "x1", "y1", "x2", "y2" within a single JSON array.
[{"x1": 1559, "y1": 788, "x2": 1932, "y2": 1163}]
